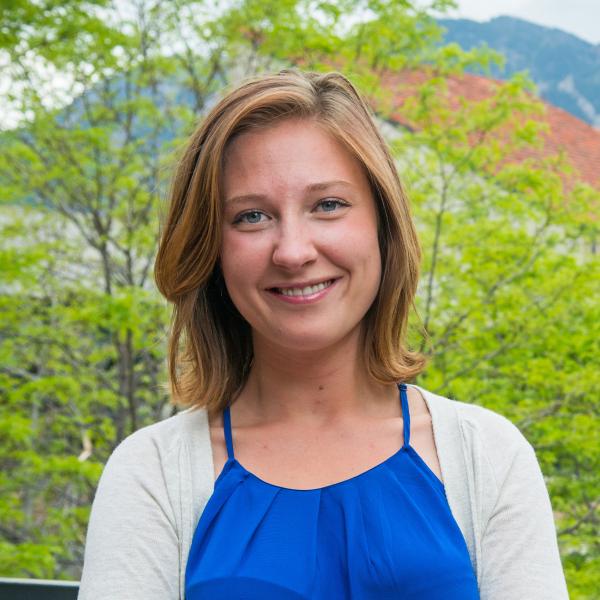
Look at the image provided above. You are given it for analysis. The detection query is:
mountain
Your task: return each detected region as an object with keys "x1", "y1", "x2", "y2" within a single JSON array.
[{"x1": 438, "y1": 16, "x2": 600, "y2": 128}]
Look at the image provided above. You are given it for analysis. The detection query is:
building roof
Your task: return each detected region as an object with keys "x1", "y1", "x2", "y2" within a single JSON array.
[{"x1": 384, "y1": 70, "x2": 600, "y2": 190}]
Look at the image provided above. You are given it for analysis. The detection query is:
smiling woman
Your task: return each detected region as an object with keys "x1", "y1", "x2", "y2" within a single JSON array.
[
  {"x1": 78, "y1": 70, "x2": 568, "y2": 600},
  {"x1": 152, "y1": 69, "x2": 425, "y2": 417}
]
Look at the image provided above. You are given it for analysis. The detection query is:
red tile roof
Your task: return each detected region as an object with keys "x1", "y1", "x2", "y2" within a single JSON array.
[{"x1": 383, "y1": 70, "x2": 600, "y2": 190}]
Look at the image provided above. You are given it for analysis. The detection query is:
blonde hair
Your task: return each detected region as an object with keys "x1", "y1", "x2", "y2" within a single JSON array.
[{"x1": 154, "y1": 69, "x2": 426, "y2": 412}]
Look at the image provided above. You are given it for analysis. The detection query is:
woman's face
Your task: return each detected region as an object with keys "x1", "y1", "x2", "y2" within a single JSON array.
[{"x1": 220, "y1": 118, "x2": 381, "y2": 353}]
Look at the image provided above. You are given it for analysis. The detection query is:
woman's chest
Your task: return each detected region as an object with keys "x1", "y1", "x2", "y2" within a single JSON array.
[{"x1": 209, "y1": 406, "x2": 442, "y2": 489}]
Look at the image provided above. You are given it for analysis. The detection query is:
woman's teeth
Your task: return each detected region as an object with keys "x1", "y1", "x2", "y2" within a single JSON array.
[{"x1": 277, "y1": 280, "x2": 333, "y2": 297}]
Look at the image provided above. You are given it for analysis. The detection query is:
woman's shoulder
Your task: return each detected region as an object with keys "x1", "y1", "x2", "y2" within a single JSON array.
[
  {"x1": 112, "y1": 405, "x2": 211, "y2": 458},
  {"x1": 414, "y1": 384, "x2": 539, "y2": 513},
  {"x1": 414, "y1": 384, "x2": 532, "y2": 457},
  {"x1": 99, "y1": 406, "x2": 214, "y2": 503}
]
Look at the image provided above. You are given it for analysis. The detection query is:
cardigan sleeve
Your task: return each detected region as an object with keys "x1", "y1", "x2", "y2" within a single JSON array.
[
  {"x1": 78, "y1": 430, "x2": 181, "y2": 600},
  {"x1": 478, "y1": 437, "x2": 569, "y2": 599}
]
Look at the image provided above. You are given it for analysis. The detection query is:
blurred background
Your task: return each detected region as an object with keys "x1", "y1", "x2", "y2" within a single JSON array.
[{"x1": 0, "y1": 0, "x2": 598, "y2": 596}]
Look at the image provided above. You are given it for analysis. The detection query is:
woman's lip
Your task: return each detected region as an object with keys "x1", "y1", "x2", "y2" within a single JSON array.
[{"x1": 266, "y1": 278, "x2": 339, "y2": 304}]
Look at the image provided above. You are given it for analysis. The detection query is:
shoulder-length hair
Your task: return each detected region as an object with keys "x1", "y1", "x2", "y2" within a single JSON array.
[{"x1": 154, "y1": 69, "x2": 426, "y2": 412}]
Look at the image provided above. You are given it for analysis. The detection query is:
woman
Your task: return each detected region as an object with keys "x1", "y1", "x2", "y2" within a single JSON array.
[{"x1": 79, "y1": 70, "x2": 568, "y2": 599}]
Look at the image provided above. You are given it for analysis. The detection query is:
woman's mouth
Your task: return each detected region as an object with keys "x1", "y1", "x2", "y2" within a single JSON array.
[
  {"x1": 267, "y1": 279, "x2": 338, "y2": 303},
  {"x1": 274, "y1": 279, "x2": 334, "y2": 296}
]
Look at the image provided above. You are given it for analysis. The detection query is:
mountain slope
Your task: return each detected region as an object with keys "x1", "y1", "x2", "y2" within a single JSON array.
[{"x1": 438, "y1": 16, "x2": 600, "y2": 127}]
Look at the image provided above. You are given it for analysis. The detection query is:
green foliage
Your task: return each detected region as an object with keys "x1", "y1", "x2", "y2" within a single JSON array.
[
  {"x1": 1, "y1": 0, "x2": 597, "y2": 594},
  {"x1": 0, "y1": 0, "x2": 112, "y2": 57}
]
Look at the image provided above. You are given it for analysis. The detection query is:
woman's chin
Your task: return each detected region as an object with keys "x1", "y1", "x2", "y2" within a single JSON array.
[{"x1": 255, "y1": 327, "x2": 361, "y2": 356}]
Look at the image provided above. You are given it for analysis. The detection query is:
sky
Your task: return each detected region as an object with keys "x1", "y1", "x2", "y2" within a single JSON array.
[{"x1": 443, "y1": 0, "x2": 600, "y2": 44}]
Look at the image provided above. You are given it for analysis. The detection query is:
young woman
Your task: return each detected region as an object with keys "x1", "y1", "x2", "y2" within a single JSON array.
[{"x1": 79, "y1": 70, "x2": 568, "y2": 599}]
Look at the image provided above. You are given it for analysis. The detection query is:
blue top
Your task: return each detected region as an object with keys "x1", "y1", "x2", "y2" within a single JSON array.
[{"x1": 185, "y1": 384, "x2": 480, "y2": 599}]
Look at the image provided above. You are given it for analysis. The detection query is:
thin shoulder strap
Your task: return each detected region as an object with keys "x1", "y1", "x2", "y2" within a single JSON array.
[
  {"x1": 222, "y1": 406, "x2": 235, "y2": 460},
  {"x1": 399, "y1": 383, "x2": 411, "y2": 448}
]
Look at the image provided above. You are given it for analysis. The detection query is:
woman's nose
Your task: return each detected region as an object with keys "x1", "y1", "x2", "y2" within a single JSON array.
[{"x1": 271, "y1": 223, "x2": 318, "y2": 270}]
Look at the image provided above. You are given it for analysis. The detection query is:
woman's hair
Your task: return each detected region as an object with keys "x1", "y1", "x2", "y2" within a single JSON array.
[{"x1": 154, "y1": 69, "x2": 426, "y2": 412}]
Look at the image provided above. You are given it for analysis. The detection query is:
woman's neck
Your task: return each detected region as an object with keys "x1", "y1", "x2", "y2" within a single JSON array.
[{"x1": 235, "y1": 330, "x2": 398, "y2": 425}]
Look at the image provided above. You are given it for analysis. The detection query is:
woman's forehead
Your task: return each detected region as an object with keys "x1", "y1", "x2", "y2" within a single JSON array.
[{"x1": 222, "y1": 119, "x2": 367, "y2": 198}]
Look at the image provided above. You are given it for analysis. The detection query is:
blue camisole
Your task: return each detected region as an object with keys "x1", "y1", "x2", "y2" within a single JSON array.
[{"x1": 185, "y1": 384, "x2": 480, "y2": 599}]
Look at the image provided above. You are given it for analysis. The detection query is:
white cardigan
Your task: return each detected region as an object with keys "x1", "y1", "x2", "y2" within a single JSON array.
[{"x1": 78, "y1": 385, "x2": 569, "y2": 599}]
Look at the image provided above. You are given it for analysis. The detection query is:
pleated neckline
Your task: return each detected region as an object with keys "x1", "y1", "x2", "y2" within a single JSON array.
[{"x1": 227, "y1": 445, "x2": 407, "y2": 493}]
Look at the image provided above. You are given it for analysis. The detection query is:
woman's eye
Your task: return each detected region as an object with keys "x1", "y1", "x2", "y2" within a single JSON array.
[
  {"x1": 234, "y1": 210, "x2": 267, "y2": 225},
  {"x1": 315, "y1": 199, "x2": 347, "y2": 213}
]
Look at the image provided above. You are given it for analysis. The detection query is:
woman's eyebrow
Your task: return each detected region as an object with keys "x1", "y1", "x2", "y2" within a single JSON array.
[
  {"x1": 304, "y1": 179, "x2": 353, "y2": 192},
  {"x1": 225, "y1": 193, "x2": 267, "y2": 207},
  {"x1": 226, "y1": 180, "x2": 354, "y2": 206}
]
